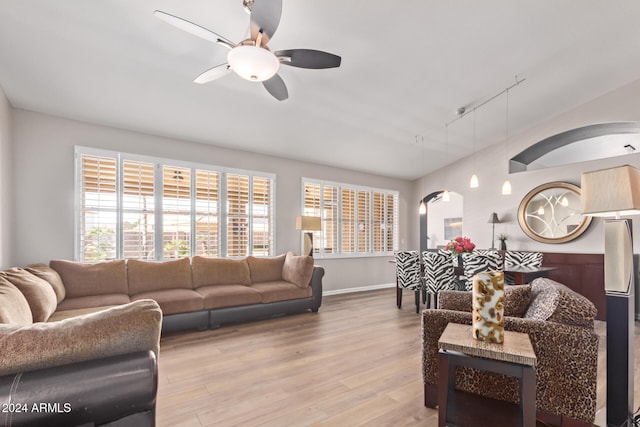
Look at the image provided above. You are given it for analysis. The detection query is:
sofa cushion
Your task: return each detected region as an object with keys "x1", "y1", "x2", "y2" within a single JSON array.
[
  {"x1": 0, "y1": 299, "x2": 162, "y2": 376},
  {"x1": 504, "y1": 285, "x2": 531, "y2": 318},
  {"x1": 192, "y1": 256, "x2": 251, "y2": 287},
  {"x1": 525, "y1": 278, "x2": 597, "y2": 328},
  {"x1": 247, "y1": 254, "x2": 285, "y2": 283},
  {"x1": 50, "y1": 259, "x2": 127, "y2": 298},
  {"x1": 281, "y1": 252, "x2": 314, "y2": 288},
  {"x1": 0, "y1": 268, "x2": 58, "y2": 322},
  {"x1": 0, "y1": 277, "x2": 33, "y2": 325},
  {"x1": 25, "y1": 263, "x2": 66, "y2": 304},
  {"x1": 128, "y1": 258, "x2": 192, "y2": 294},
  {"x1": 130, "y1": 289, "x2": 204, "y2": 315},
  {"x1": 48, "y1": 305, "x2": 119, "y2": 322},
  {"x1": 197, "y1": 284, "x2": 263, "y2": 309},
  {"x1": 250, "y1": 281, "x2": 312, "y2": 303},
  {"x1": 56, "y1": 294, "x2": 131, "y2": 312},
  {"x1": 438, "y1": 285, "x2": 531, "y2": 317}
]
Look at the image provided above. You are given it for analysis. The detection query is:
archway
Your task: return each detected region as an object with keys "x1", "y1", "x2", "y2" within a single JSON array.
[{"x1": 419, "y1": 191, "x2": 463, "y2": 253}]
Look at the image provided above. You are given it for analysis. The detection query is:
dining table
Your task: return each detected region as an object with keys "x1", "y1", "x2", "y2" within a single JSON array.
[{"x1": 502, "y1": 265, "x2": 558, "y2": 285}]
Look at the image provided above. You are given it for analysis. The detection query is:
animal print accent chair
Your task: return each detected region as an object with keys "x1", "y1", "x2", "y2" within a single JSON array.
[
  {"x1": 394, "y1": 251, "x2": 422, "y2": 312},
  {"x1": 421, "y1": 279, "x2": 599, "y2": 426},
  {"x1": 461, "y1": 251, "x2": 502, "y2": 291},
  {"x1": 422, "y1": 251, "x2": 456, "y2": 308},
  {"x1": 504, "y1": 251, "x2": 543, "y2": 285}
]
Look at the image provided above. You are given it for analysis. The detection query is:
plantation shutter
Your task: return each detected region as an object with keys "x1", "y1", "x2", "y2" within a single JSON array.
[
  {"x1": 162, "y1": 166, "x2": 192, "y2": 259},
  {"x1": 195, "y1": 169, "x2": 220, "y2": 257},
  {"x1": 122, "y1": 160, "x2": 155, "y2": 260},
  {"x1": 341, "y1": 188, "x2": 356, "y2": 253},
  {"x1": 252, "y1": 176, "x2": 272, "y2": 256},
  {"x1": 80, "y1": 154, "x2": 117, "y2": 261},
  {"x1": 322, "y1": 185, "x2": 338, "y2": 254},
  {"x1": 386, "y1": 193, "x2": 398, "y2": 252},
  {"x1": 372, "y1": 192, "x2": 385, "y2": 252},
  {"x1": 357, "y1": 190, "x2": 370, "y2": 252},
  {"x1": 226, "y1": 173, "x2": 250, "y2": 257}
]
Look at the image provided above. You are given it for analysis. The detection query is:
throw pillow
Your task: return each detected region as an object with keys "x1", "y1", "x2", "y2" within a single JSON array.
[
  {"x1": 281, "y1": 251, "x2": 314, "y2": 288},
  {"x1": 0, "y1": 276, "x2": 33, "y2": 325},
  {"x1": 246, "y1": 254, "x2": 286, "y2": 283},
  {"x1": 0, "y1": 268, "x2": 58, "y2": 322},
  {"x1": 525, "y1": 278, "x2": 596, "y2": 328},
  {"x1": 25, "y1": 263, "x2": 66, "y2": 303}
]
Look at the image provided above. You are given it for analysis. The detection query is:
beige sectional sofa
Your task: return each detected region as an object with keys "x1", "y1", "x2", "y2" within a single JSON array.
[
  {"x1": 40, "y1": 251, "x2": 323, "y2": 331},
  {"x1": 0, "y1": 252, "x2": 322, "y2": 426}
]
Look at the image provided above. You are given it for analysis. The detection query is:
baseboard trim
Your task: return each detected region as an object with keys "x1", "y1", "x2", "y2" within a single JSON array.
[{"x1": 323, "y1": 283, "x2": 395, "y2": 296}]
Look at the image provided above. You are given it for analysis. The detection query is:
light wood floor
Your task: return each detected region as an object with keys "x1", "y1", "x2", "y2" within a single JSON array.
[{"x1": 156, "y1": 288, "x2": 640, "y2": 427}]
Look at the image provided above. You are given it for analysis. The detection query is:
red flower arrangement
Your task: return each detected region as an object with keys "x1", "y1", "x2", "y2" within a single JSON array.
[{"x1": 445, "y1": 236, "x2": 476, "y2": 254}]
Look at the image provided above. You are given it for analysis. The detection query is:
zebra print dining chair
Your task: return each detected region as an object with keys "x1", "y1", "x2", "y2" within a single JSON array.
[
  {"x1": 504, "y1": 251, "x2": 543, "y2": 285},
  {"x1": 395, "y1": 250, "x2": 422, "y2": 313},
  {"x1": 422, "y1": 251, "x2": 456, "y2": 309},
  {"x1": 461, "y1": 250, "x2": 503, "y2": 291}
]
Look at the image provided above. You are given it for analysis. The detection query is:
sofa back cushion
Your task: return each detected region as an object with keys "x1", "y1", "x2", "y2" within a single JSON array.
[
  {"x1": 50, "y1": 259, "x2": 127, "y2": 298},
  {"x1": 525, "y1": 278, "x2": 597, "y2": 328},
  {"x1": 282, "y1": 252, "x2": 314, "y2": 288},
  {"x1": 128, "y1": 258, "x2": 192, "y2": 294},
  {"x1": 0, "y1": 268, "x2": 58, "y2": 322},
  {"x1": 192, "y1": 256, "x2": 251, "y2": 287},
  {"x1": 0, "y1": 276, "x2": 33, "y2": 325},
  {"x1": 247, "y1": 254, "x2": 285, "y2": 283},
  {"x1": 25, "y1": 263, "x2": 66, "y2": 303},
  {"x1": 437, "y1": 285, "x2": 531, "y2": 317}
]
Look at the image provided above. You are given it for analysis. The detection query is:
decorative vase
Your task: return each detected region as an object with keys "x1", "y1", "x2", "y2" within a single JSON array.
[
  {"x1": 500, "y1": 240, "x2": 507, "y2": 251},
  {"x1": 472, "y1": 271, "x2": 505, "y2": 343}
]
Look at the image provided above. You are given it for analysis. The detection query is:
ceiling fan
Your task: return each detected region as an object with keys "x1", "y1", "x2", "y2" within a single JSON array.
[{"x1": 154, "y1": 0, "x2": 342, "y2": 101}]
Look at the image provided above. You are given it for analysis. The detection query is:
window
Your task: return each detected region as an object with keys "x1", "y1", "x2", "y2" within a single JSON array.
[
  {"x1": 302, "y1": 178, "x2": 398, "y2": 257},
  {"x1": 76, "y1": 147, "x2": 274, "y2": 262}
]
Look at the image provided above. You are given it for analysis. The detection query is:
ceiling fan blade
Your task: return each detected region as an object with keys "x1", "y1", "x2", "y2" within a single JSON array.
[
  {"x1": 194, "y1": 64, "x2": 232, "y2": 84},
  {"x1": 250, "y1": 0, "x2": 282, "y2": 45},
  {"x1": 262, "y1": 74, "x2": 288, "y2": 101},
  {"x1": 275, "y1": 49, "x2": 342, "y2": 69},
  {"x1": 154, "y1": 10, "x2": 235, "y2": 49}
]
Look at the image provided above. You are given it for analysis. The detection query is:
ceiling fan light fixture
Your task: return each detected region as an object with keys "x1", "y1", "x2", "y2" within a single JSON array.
[{"x1": 227, "y1": 45, "x2": 280, "y2": 82}]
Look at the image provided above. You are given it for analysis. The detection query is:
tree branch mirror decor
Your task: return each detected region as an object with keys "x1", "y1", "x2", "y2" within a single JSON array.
[{"x1": 517, "y1": 181, "x2": 592, "y2": 244}]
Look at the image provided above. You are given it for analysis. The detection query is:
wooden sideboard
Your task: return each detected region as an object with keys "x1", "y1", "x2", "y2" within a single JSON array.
[{"x1": 541, "y1": 252, "x2": 605, "y2": 321}]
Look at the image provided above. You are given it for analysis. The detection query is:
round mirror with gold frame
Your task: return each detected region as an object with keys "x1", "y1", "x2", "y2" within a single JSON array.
[{"x1": 517, "y1": 182, "x2": 592, "y2": 244}]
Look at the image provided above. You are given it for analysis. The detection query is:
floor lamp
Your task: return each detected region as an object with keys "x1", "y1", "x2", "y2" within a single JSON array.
[
  {"x1": 488, "y1": 212, "x2": 500, "y2": 250},
  {"x1": 295, "y1": 216, "x2": 322, "y2": 256},
  {"x1": 581, "y1": 165, "x2": 640, "y2": 427}
]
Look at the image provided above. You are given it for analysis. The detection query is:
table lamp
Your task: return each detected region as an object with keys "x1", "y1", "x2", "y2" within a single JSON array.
[
  {"x1": 295, "y1": 216, "x2": 322, "y2": 256},
  {"x1": 581, "y1": 164, "x2": 640, "y2": 427},
  {"x1": 488, "y1": 212, "x2": 501, "y2": 250}
]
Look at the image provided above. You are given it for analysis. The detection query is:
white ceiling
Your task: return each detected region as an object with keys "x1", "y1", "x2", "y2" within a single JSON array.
[{"x1": 2, "y1": 1, "x2": 640, "y2": 180}]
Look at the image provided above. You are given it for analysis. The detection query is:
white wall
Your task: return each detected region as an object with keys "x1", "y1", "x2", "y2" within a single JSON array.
[
  {"x1": 411, "y1": 77, "x2": 640, "y2": 254},
  {"x1": 0, "y1": 85, "x2": 13, "y2": 269},
  {"x1": 11, "y1": 109, "x2": 413, "y2": 292}
]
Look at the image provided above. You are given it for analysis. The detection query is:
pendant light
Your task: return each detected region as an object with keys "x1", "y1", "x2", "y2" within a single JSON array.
[
  {"x1": 502, "y1": 88, "x2": 512, "y2": 195},
  {"x1": 418, "y1": 136, "x2": 427, "y2": 214},
  {"x1": 442, "y1": 124, "x2": 450, "y2": 201},
  {"x1": 469, "y1": 107, "x2": 479, "y2": 188}
]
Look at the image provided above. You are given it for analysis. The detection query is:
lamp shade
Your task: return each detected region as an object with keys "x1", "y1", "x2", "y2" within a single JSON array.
[
  {"x1": 581, "y1": 165, "x2": 640, "y2": 217},
  {"x1": 488, "y1": 212, "x2": 500, "y2": 224},
  {"x1": 295, "y1": 216, "x2": 322, "y2": 231}
]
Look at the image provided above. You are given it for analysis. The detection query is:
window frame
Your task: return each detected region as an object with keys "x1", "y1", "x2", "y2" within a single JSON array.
[
  {"x1": 75, "y1": 146, "x2": 276, "y2": 261},
  {"x1": 301, "y1": 177, "x2": 398, "y2": 259}
]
